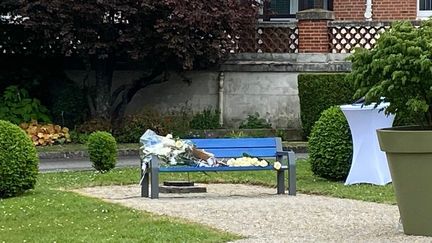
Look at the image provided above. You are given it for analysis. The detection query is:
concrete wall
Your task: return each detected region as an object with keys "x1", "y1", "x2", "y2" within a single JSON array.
[
  {"x1": 66, "y1": 53, "x2": 351, "y2": 130},
  {"x1": 66, "y1": 70, "x2": 300, "y2": 129},
  {"x1": 127, "y1": 71, "x2": 219, "y2": 115},
  {"x1": 124, "y1": 71, "x2": 300, "y2": 129},
  {"x1": 223, "y1": 72, "x2": 300, "y2": 128}
]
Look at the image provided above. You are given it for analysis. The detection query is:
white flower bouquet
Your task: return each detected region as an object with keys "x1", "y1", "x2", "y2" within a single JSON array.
[
  {"x1": 140, "y1": 130, "x2": 198, "y2": 168},
  {"x1": 225, "y1": 157, "x2": 282, "y2": 170}
]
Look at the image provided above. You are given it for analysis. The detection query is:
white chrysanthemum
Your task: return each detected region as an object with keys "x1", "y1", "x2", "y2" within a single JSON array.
[
  {"x1": 274, "y1": 161, "x2": 282, "y2": 170},
  {"x1": 175, "y1": 140, "x2": 184, "y2": 148},
  {"x1": 169, "y1": 157, "x2": 177, "y2": 165},
  {"x1": 259, "y1": 160, "x2": 268, "y2": 167},
  {"x1": 226, "y1": 157, "x2": 270, "y2": 167}
]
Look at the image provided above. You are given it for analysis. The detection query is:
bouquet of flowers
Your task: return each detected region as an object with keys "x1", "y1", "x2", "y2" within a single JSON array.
[
  {"x1": 225, "y1": 157, "x2": 282, "y2": 170},
  {"x1": 140, "y1": 130, "x2": 216, "y2": 170}
]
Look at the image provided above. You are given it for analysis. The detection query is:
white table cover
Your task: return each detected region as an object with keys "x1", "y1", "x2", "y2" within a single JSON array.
[{"x1": 340, "y1": 103, "x2": 395, "y2": 185}]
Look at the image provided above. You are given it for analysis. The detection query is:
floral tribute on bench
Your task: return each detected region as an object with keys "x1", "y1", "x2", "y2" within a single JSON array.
[{"x1": 139, "y1": 129, "x2": 281, "y2": 170}]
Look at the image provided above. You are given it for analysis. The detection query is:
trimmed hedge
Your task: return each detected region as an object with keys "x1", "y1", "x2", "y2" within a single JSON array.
[
  {"x1": 298, "y1": 73, "x2": 422, "y2": 138},
  {"x1": 309, "y1": 106, "x2": 353, "y2": 181},
  {"x1": 0, "y1": 120, "x2": 39, "y2": 198},
  {"x1": 88, "y1": 131, "x2": 117, "y2": 173},
  {"x1": 298, "y1": 73, "x2": 355, "y2": 138}
]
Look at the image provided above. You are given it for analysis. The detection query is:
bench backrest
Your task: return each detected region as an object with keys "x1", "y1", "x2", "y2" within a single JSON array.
[{"x1": 190, "y1": 137, "x2": 283, "y2": 158}]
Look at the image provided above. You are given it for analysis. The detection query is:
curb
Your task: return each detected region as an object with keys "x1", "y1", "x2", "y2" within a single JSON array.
[
  {"x1": 39, "y1": 149, "x2": 139, "y2": 160},
  {"x1": 284, "y1": 145, "x2": 308, "y2": 154},
  {"x1": 38, "y1": 144, "x2": 308, "y2": 160}
]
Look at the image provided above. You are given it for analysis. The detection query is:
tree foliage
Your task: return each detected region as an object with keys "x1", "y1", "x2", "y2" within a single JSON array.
[
  {"x1": 2, "y1": 0, "x2": 258, "y2": 122},
  {"x1": 347, "y1": 20, "x2": 432, "y2": 127}
]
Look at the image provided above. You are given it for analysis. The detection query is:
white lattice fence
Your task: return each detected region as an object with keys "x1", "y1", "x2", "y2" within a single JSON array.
[{"x1": 328, "y1": 21, "x2": 393, "y2": 53}]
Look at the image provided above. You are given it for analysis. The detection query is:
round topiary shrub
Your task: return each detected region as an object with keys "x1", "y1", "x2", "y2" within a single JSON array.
[
  {"x1": 87, "y1": 131, "x2": 117, "y2": 173},
  {"x1": 0, "y1": 120, "x2": 39, "y2": 198},
  {"x1": 309, "y1": 106, "x2": 353, "y2": 181}
]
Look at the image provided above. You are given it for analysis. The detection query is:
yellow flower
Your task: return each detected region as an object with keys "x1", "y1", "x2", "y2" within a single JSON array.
[{"x1": 273, "y1": 162, "x2": 282, "y2": 170}]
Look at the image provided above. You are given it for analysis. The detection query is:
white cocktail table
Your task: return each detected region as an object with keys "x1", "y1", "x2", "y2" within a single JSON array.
[{"x1": 340, "y1": 103, "x2": 395, "y2": 185}]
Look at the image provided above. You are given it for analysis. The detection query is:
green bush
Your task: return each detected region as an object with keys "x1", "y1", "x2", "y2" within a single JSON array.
[
  {"x1": 309, "y1": 106, "x2": 353, "y2": 181},
  {"x1": 166, "y1": 108, "x2": 193, "y2": 138},
  {"x1": 87, "y1": 131, "x2": 117, "y2": 173},
  {"x1": 0, "y1": 120, "x2": 39, "y2": 198},
  {"x1": 70, "y1": 130, "x2": 90, "y2": 144},
  {"x1": 114, "y1": 108, "x2": 191, "y2": 143},
  {"x1": 77, "y1": 118, "x2": 112, "y2": 134},
  {"x1": 298, "y1": 74, "x2": 354, "y2": 138},
  {"x1": 0, "y1": 86, "x2": 51, "y2": 124},
  {"x1": 239, "y1": 113, "x2": 272, "y2": 129},
  {"x1": 190, "y1": 108, "x2": 220, "y2": 130},
  {"x1": 224, "y1": 130, "x2": 247, "y2": 138},
  {"x1": 114, "y1": 113, "x2": 165, "y2": 143}
]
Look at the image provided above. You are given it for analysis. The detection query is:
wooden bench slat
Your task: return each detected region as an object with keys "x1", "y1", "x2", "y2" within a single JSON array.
[
  {"x1": 202, "y1": 148, "x2": 277, "y2": 158},
  {"x1": 190, "y1": 138, "x2": 277, "y2": 149}
]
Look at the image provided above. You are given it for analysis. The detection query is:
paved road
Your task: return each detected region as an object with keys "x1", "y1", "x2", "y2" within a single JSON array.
[
  {"x1": 39, "y1": 156, "x2": 140, "y2": 172},
  {"x1": 39, "y1": 153, "x2": 308, "y2": 172}
]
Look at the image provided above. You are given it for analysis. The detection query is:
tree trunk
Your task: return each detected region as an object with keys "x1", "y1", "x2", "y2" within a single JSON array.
[
  {"x1": 110, "y1": 69, "x2": 167, "y2": 127},
  {"x1": 93, "y1": 56, "x2": 114, "y2": 120}
]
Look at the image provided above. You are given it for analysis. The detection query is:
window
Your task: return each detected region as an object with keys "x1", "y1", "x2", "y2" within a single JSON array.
[
  {"x1": 418, "y1": 0, "x2": 432, "y2": 18},
  {"x1": 263, "y1": 0, "x2": 333, "y2": 19}
]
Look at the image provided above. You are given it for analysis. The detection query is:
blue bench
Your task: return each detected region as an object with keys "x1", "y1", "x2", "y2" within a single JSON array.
[{"x1": 140, "y1": 137, "x2": 296, "y2": 199}]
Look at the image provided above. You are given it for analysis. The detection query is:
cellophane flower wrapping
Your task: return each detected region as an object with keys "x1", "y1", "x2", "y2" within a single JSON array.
[{"x1": 140, "y1": 129, "x2": 199, "y2": 169}]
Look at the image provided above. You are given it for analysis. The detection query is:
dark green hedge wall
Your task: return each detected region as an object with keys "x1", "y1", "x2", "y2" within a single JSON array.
[{"x1": 298, "y1": 73, "x2": 354, "y2": 138}]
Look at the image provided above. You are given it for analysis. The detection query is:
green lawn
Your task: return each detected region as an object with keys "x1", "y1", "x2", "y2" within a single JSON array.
[
  {"x1": 38, "y1": 159, "x2": 395, "y2": 204},
  {"x1": 0, "y1": 159, "x2": 396, "y2": 242},
  {"x1": 0, "y1": 172, "x2": 240, "y2": 242}
]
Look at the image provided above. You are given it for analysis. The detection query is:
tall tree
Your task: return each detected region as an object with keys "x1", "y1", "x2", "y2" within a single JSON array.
[{"x1": 3, "y1": 0, "x2": 258, "y2": 123}]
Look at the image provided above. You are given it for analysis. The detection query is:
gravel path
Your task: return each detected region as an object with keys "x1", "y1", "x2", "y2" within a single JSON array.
[{"x1": 76, "y1": 184, "x2": 432, "y2": 242}]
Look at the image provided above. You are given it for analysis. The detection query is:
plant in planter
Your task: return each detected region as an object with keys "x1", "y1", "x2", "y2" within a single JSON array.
[{"x1": 346, "y1": 19, "x2": 432, "y2": 236}]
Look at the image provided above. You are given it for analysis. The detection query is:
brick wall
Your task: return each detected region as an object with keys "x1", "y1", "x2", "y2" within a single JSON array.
[
  {"x1": 333, "y1": 0, "x2": 365, "y2": 20},
  {"x1": 333, "y1": 0, "x2": 417, "y2": 21},
  {"x1": 374, "y1": 0, "x2": 416, "y2": 20},
  {"x1": 298, "y1": 20, "x2": 329, "y2": 53}
]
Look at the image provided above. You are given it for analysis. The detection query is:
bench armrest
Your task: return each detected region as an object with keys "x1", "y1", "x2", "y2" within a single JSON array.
[
  {"x1": 276, "y1": 150, "x2": 296, "y2": 196},
  {"x1": 276, "y1": 150, "x2": 296, "y2": 165}
]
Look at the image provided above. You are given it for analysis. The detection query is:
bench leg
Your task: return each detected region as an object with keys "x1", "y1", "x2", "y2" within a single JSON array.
[
  {"x1": 288, "y1": 151, "x2": 296, "y2": 196},
  {"x1": 150, "y1": 155, "x2": 160, "y2": 199},
  {"x1": 141, "y1": 169, "x2": 149, "y2": 197},
  {"x1": 140, "y1": 159, "x2": 149, "y2": 197},
  {"x1": 277, "y1": 170, "x2": 285, "y2": 194}
]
